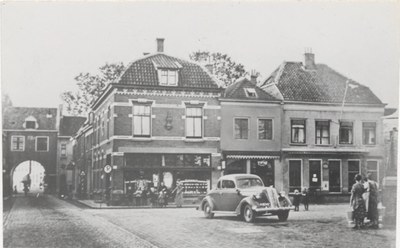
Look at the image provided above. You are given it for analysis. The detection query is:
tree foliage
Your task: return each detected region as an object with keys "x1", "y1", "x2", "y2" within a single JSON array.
[
  {"x1": 2, "y1": 92, "x2": 13, "y2": 116},
  {"x1": 60, "y1": 62, "x2": 125, "y2": 116},
  {"x1": 189, "y1": 51, "x2": 249, "y2": 87}
]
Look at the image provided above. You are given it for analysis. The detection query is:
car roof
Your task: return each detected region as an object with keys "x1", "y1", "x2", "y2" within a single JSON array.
[{"x1": 218, "y1": 174, "x2": 261, "y2": 181}]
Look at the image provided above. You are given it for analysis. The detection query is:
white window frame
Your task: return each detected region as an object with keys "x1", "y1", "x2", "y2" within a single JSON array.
[
  {"x1": 339, "y1": 120, "x2": 354, "y2": 145},
  {"x1": 36, "y1": 136, "x2": 49, "y2": 152},
  {"x1": 60, "y1": 143, "x2": 67, "y2": 157},
  {"x1": 234, "y1": 117, "x2": 250, "y2": 140},
  {"x1": 291, "y1": 119, "x2": 306, "y2": 144},
  {"x1": 288, "y1": 159, "x2": 303, "y2": 193},
  {"x1": 244, "y1": 88, "x2": 257, "y2": 98},
  {"x1": 258, "y1": 118, "x2": 273, "y2": 140},
  {"x1": 185, "y1": 106, "x2": 203, "y2": 138},
  {"x1": 159, "y1": 70, "x2": 178, "y2": 86},
  {"x1": 366, "y1": 160, "x2": 379, "y2": 184},
  {"x1": 11, "y1": 136, "x2": 25, "y2": 151},
  {"x1": 315, "y1": 120, "x2": 330, "y2": 145},
  {"x1": 327, "y1": 159, "x2": 342, "y2": 193},
  {"x1": 132, "y1": 104, "x2": 152, "y2": 137},
  {"x1": 362, "y1": 122, "x2": 377, "y2": 145}
]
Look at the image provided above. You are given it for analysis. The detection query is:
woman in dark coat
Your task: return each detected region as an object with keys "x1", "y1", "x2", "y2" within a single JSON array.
[{"x1": 350, "y1": 174, "x2": 366, "y2": 229}]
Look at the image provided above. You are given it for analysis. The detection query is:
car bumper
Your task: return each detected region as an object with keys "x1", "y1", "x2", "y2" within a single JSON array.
[{"x1": 252, "y1": 206, "x2": 295, "y2": 212}]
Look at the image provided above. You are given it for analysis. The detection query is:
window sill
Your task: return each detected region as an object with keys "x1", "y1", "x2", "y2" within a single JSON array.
[
  {"x1": 315, "y1": 144, "x2": 331, "y2": 147},
  {"x1": 363, "y1": 144, "x2": 377, "y2": 147},
  {"x1": 289, "y1": 143, "x2": 307, "y2": 146},
  {"x1": 184, "y1": 138, "x2": 205, "y2": 143}
]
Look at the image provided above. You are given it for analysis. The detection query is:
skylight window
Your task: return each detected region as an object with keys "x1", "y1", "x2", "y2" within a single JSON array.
[{"x1": 245, "y1": 88, "x2": 257, "y2": 98}]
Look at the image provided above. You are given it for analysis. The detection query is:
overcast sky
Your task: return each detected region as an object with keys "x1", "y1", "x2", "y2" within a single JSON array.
[{"x1": 2, "y1": 1, "x2": 399, "y2": 110}]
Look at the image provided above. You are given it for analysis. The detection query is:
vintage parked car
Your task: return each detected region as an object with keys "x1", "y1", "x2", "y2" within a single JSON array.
[{"x1": 198, "y1": 174, "x2": 294, "y2": 222}]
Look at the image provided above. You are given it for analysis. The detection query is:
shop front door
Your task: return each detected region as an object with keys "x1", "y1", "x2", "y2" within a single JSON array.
[
  {"x1": 328, "y1": 161, "x2": 341, "y2": 192},
  {"x1": 251, "y1": 160, "x2": 274, "y2": 187},
  {"x1": 309, "y1": 160, "x2": 321, "y2": 189}
]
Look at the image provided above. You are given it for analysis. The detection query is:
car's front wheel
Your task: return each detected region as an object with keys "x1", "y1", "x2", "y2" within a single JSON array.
[
  {"x1": 203, "y1": 202, "x2": 214, "y2": 219},
  {"x1": 243, "y1": 204, "x2": 255, "y2": 222},
  {"x1": 278, "y1": 210, "x2": 289, "y2": 221}
]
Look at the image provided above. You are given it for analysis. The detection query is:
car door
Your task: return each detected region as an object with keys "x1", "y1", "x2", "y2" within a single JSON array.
[
  {"x1": 219, "y1": 179, "x2": 242, "y2": 211},
  {"x1": 208, "y1": 180, "x2": 223, "y2": 210}
]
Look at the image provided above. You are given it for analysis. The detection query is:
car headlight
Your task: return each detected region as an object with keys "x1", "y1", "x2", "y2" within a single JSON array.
[{"x1": 254, "y1": 192, "x2": 263, "y2": 199}]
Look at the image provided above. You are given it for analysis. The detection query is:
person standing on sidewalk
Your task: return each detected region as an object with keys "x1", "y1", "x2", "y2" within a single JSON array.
[
  {"x1": 172, "y1": 180, "x2": 184, "y2": 208},
  {"x1": 350, "y1": 174, "x2": 366, "y2": 229},
  {"x1": 302, "y1": 187, "x2": 309, "y2": 211},
  {"x1": 293, "y1": 190, "x2": 301, "y2": 211},
  {"x1": 366, "y1": 173, "x2": 380, "y2": 229}
]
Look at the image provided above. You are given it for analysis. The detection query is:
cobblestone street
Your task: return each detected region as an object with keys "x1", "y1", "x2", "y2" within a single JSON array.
[{"x1": 3, "y1": 194, "x2": 397, "y2": 248}]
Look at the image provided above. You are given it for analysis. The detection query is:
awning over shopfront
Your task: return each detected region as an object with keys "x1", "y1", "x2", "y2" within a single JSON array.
[
  {"x1": 226, "y1": 155, "x2": 280, "y2": 160},
  {"x1": 281, "y1": 148, "x2": 369, "y2": 155}
]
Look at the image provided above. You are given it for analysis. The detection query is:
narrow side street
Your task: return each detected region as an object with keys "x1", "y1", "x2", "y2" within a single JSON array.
[
  {"x1": 3, "y1": 194, "x2": 397, "y2": 248},
  {"x1": 3, "y1": 195, "x2": 155, "y2": 248}
]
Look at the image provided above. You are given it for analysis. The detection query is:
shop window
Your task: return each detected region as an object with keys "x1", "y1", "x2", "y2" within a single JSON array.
[
  {"x1": 289, "y1": 160, "x2": 301, "y2": 192},
  {"x1": 61, "y1": 144, "x2": 67, "y2": 157},
  {"x1": 133, "y1": 105, "x2": 151, "y2": 137},
  {"x1": 258, "y1": 119, "x2": 273, "y2": 140},
  {"x1": 36, "y1": 136, "x2": 49, "y2": 152},
  {"x1": 186, "y1": 107, "x2": 203, "y2": 138},
  {"x1": 11, "y1": 136, "x2": 25, "y2": 151},
  {"x1": 363, "y1": 122, "x2": 376, "y2": 145},
  {"x1": 315, "y1": 121, "x2": 330, "y2": 145},
  {"x1": 226, "y1": 160, "x2": 246, "y2": 174},
  {"x1": 291, "y1": 119, "x2": 306, "y2": 143},
  {"x1": 348, "y1": 160, "x2": 360, "y2": 191},
  {"x1": 339, "y1": 121, "x2": 353, "y2": 144},
  {"x1": 328, "y1": 161, "x2": 341, "y2": 192},
  {"x1": 367, "y1": 160, "x2": 379, "y2": 183},
  {"x1": 159, "y1": 70, "x2": 178, "y2": 86},
  {"x1": 235, "y1": 118, "x2": 249, "y2": 139},
  {"x1": 309, "y1": 160, "x2": 321, "y2": 188}
]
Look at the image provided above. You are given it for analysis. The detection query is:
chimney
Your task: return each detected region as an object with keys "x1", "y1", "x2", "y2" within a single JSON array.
[
  {"x1": 304, "y1": 48, "x2": 316, "y2": 70},
  {"x1": 205, "y1": 64, "x2": 213, "y2": 74},
  {"x1": 143, "y1": 52, "x2": 150, "y2": 56},
  {"x1": 156, "y1": 38, "x2": 165, "y2": 53},
  {"x1": 250, "y1": 70, "x2": 258, "y2": 84}
]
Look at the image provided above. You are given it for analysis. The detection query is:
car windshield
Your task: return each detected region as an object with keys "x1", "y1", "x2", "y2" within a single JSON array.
[{"x1": 237, "y1": 178, "x2": 264, "y2": 188}]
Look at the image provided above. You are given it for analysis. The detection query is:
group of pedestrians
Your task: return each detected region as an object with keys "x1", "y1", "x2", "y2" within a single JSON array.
[
  {"x1": 350, "y1": 173, "x2": 380, "y2": 229},
  {"x1": 133, "y1": 180, "x2": 184, "y2": 208},
  {"x1": 292, "y1": 188, "x2": 309, "y2": 211}
]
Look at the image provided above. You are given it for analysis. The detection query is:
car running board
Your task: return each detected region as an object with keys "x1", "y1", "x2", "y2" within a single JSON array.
[{"x1": 211, "y1": 211, "x2": 237, "y2": 214}]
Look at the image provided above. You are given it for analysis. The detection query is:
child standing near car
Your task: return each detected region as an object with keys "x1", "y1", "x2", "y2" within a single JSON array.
[{"x1": 293, "y1": 189, "x2": 301, "y2": 211}]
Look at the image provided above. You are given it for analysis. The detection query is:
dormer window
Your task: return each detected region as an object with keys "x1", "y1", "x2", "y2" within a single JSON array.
[
  {"x1": 23, "y1": 116, "x2": 38, "y2": 129},
  {"x1": 245, "y1": 88, "x2": 257, "y2": 98},
  {"x1": 159, "y1": 70, "x2": 178, "y2": 86}
]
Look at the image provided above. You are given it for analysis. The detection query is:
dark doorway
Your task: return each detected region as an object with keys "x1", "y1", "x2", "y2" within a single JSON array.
[
  {"x1": 251, "y1": 160, "x2": 274, "y2": 187},
  {"x1": 328, "y1": 161, "x2": 341, "y2": 192}
]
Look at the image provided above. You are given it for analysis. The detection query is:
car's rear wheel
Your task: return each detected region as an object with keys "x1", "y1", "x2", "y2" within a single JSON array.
[
  {"x1": 243, "y1": 204, "x2": 255, "y2": 222},
  {"x1": 203, "y1": 202, "x2": 214, "y2": 219},
  {"x1": 278, "y1": 210, "x2": 289, "y2": 221}
]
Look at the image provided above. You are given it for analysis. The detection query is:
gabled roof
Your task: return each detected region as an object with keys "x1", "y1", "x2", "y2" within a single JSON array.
[
  {"x1": 260, "y1": 61, "x2": 383, "y2": 105},
  {"x1": 117, "y1": 53, "x2": 220, "y2": 89},
  {"x1": 223, "y1": 78, "x2": 280, "y2": 101},
  {"x1": 3, "y1": 107, "x2": 58, "y2": 130},
  {"x1": 59, "y1": 116, "x2": 87, "y2": 137}
]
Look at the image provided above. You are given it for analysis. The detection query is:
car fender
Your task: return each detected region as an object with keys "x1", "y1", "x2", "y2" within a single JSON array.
[
  {"x1": 200, "y1": 196, "x2": 216, "y2": 211},
  {"x1": 235, "y1": 196, "x2": 257, "y2": 215}
]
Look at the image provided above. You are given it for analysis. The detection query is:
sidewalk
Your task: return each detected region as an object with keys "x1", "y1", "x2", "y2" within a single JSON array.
[{"x1": 77, "y1": 199, "x2": 197, "y2": 209}]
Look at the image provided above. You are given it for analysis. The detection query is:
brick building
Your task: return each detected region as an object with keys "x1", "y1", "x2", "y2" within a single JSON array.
[
  {"x1": 57, "y1": 109, "x2": 86, "y2": 197},
  {"x1": 220, "y1": 76, "x2": 284, "y2": 190},
  {"x1": 3, "y1": 107, "x2": 59, "y2": 194},
  {"x1": 258, "y1": 52, "x2": 386, "y2": 201},
  {"x1": 89, "y1": 39, "x2": 223, "y2": 201}
]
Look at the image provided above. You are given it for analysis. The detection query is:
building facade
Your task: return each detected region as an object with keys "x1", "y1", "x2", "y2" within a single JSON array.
[
  {"x1": 89, "y1": 39, "x2": 223, "y2": 202},
  {"x1": 220, "y1": 76, "x2": 284, "y2": 190},
  {"x1": 3, "y1": 107, "x2": 59, "y2": 193},
  {"x1": 259, "y1": 52, "x2": 386, "y2": 201}
]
